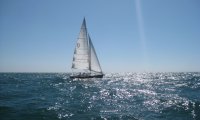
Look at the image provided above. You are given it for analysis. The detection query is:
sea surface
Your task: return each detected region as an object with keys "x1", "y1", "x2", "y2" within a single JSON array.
[{"x1": 0, "y1": 72, "x2": 200, "y2": 120}]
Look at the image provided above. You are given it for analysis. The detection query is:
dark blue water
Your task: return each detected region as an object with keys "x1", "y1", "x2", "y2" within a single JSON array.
[{"x1": 0, "y1": 72, "x2": 200, "y2": 120}]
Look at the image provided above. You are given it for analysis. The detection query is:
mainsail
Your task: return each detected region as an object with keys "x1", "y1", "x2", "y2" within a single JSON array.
[
  {"x1": 71, "y1": 18, "x2": 102, "y2": 74},
  {"x1": 72, "y1": 18, "x2": 89, "y2": 70}
]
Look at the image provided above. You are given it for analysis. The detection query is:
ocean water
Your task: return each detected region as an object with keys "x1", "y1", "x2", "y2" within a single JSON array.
[{"x1": 0, "y1": 73, "x2": 200, "y2": 120}]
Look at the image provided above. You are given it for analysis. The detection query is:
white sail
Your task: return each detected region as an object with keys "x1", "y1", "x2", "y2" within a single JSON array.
[
  {"x1": 72, "y1": 18, "x2": 89, "y2": 70},
  {"x1": 88, "y1": 35, "x2": 102, "y2": 73},
  {"x1": 71, "y1": 18, "x2": 103, "y2": 76}
]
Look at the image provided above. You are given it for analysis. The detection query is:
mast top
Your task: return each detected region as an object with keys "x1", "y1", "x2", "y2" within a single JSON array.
[{"x1": 81, "y1": 17, "x2": 87, "y2": 29}]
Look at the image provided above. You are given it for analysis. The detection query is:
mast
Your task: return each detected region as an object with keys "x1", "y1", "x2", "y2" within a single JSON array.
[{"x1": 88, "y1": 34, "x2": 91, "y2": 72}]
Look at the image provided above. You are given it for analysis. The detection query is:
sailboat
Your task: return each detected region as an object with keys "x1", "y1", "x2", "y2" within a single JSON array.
[{"x1": 70, "y1": 18, "x2": 103, "y2": 79}]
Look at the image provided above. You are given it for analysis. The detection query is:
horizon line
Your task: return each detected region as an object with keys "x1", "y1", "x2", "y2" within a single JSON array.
[{"x1": 0, "y1": 71, "x2": 199, "y2": 73}]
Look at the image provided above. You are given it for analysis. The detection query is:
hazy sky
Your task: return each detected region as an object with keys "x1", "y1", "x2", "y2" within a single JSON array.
[{"x1": 0, "y1": 0, "x2": 200, "y2": 72}]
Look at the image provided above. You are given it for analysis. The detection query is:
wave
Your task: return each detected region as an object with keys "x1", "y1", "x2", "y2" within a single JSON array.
[{"x1": 0, "y1": 72, "x2": 200, "y2": 120}]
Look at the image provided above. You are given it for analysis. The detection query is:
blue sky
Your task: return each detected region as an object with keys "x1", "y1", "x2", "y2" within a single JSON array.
[{"x1": 0, "y1": 0, "x2": 200, "y2": 72}]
